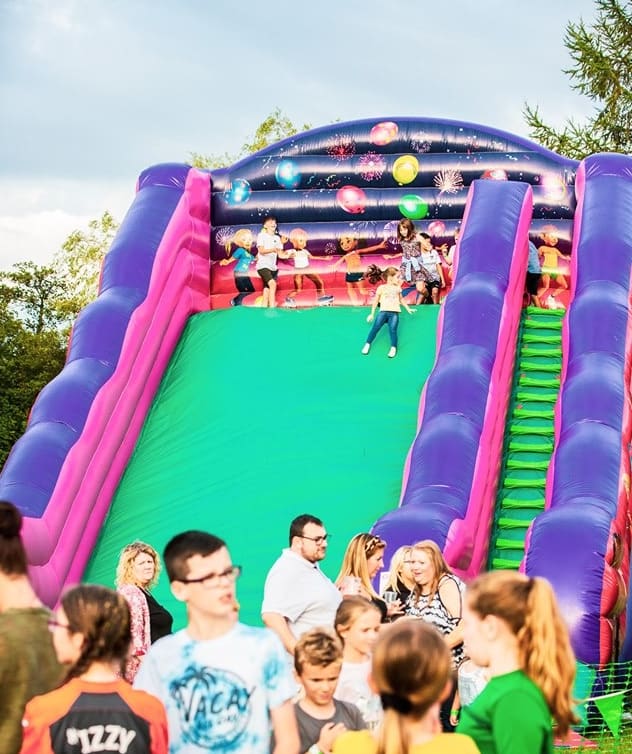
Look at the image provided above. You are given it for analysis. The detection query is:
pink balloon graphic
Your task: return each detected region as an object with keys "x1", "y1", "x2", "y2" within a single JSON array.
[
  {"x1": 370, "y1": 121, "x2": 398, "y2": 146},
  {"x1": 428, "y1": 221, "x2": 446, "y2": 237},
  {"x1": 482, "y1": 168, "x2": 508, "y2": 181},
  {"x1": 336, "y1": 185, "x2": 367, "y2": 214}
]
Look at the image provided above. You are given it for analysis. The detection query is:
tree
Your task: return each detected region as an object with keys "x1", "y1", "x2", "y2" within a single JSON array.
[
  {"x1": 0, "y1": 261, "x2": 71, "y2": 335},
  {"x1": 524, "y1": 0, "x2": 632, "y2": 159},
  {"x1": 189, "y1": 107, "x2": 312, "y2": 169},
  {"x1": 52, "y1": 211, "x2": 119, "y2": 316},
  {"x1": 0, "y1": 302, "x2": 66, "y2": 467}
]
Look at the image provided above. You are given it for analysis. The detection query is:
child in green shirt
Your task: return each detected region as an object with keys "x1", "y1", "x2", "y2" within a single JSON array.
[{"x1": 457, "y1": 571, "x2": 577, "y2": 754}]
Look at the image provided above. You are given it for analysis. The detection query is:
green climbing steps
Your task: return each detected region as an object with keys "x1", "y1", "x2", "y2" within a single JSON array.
[{"x1": 487, "y1": 306, "x2": 566, "y2": 571}]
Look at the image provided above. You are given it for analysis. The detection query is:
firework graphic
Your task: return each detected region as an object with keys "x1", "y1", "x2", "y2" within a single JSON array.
[
  {"x1": 215, "y1": 227, "x2": 234, "y2": 247},
  {"x1": 324, "y1": 241, "x2": 337, "y2": 256},
  {"x1": 433, "y1": 169, "x2": 464, "y2": 195},
  {"x1": 358, "y1": 151, "x2": 387, "y2": 182},
  {"x1": 327, "y1": 133, "x2": 356, "y2": 162},
  {"x1": 411, "y1": 139, "x2": 432, "y2": 154}
]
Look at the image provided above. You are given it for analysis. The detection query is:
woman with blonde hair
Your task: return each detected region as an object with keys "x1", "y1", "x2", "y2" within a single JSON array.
[
  {"x1": 383, "y1": 545, "x2": 415, "y2": 607},
  {"x1": 21, "y1": 584, "x2": 167, "y2": 753},
  {"x1": 116, "y1": 541, "x2": 172, "y2": 681},
  {"x1": 456, "y1": 570, "x2": 577, "y2": 753},
  {"x1": 332, "y1": 620, "x2": 479, "y2": 754},
  {"x1": 336, "y1": 533, "x2": 400, "y2": 622}
]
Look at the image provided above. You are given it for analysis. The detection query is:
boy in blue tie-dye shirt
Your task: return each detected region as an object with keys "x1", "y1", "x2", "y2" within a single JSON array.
[{"x1": 135, "y1": 531, "x2": 299, "y2": 754}]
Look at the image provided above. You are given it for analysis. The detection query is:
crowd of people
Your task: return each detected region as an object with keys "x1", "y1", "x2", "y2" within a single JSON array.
[{"x1": 0, "y1": 504, "x2": 581, "y2": 754}]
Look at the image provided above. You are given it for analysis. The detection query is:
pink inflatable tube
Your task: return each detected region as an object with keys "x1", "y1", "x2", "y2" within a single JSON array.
[
  {"x1": 373, "y1": 179, "x2": 532, "y2": 577},
  {"x1": 18, "y1": 167, "x2": 210, "y2": 604}
]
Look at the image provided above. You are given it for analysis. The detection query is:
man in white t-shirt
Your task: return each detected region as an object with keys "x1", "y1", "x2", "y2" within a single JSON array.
[
  {"x1": 262, "y1": 514, "x2": 342, "y2": 655},
  {"x1": 135, "y1": 530, "x2": 298, "y2": 754}
]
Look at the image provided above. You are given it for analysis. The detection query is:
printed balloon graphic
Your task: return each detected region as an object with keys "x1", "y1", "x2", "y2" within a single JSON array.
[
  {"x1": 481, "y1": 168, "x2": 508, "y2": 181},
  {"x1": 428, "y1": 220, "x2": 446, "y2": 237},
  {"x1": 275, "y1": 159, "x2": 301, "y2": 189},
  {"x1": 337, "y1": 185, "x2": 367, "y2": 214},
  {"x1": 370, "y1": 121, "x2": 398, "y2": 146},
  {"x1": 223, "y1": 178, "x2": 252, "y2": 206},
  {"x1": 398, "y1": 194, "x2": 428, "y2": 220},
  {"x1": 392, "y1": 155, "x2": 419, "y2": 185},
  {"x1": 541, "y1": 173, "x2": 567, "y2": 200}
]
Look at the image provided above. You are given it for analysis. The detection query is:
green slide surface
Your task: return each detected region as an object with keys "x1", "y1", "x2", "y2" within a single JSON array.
[
  {"x1": 488, "y1": 306, "x2": 565, "y2": 571},
  {"x1": 83, "y1": 306, "x2": 439, "y2": 627}
]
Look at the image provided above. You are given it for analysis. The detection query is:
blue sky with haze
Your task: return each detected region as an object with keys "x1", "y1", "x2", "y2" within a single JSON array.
[{"x1": 0, "y1": 0, "x2": 597, "y2": 268}]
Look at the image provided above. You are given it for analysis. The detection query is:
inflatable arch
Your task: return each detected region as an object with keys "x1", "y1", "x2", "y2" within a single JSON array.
[{"x1": 1, "y1": 117, "x2": 631, "y2": 668}]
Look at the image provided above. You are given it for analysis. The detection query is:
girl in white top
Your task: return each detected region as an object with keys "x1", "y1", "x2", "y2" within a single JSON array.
[
  {"x1": 361, "y1": 266, "x2": 414, "y2": 359},
  {"x1": 334, "y1": 596, "x2": 383, "y2": 730},
  {"x1": 256, "y1": 215, "x2": 288, "y2": 308}
]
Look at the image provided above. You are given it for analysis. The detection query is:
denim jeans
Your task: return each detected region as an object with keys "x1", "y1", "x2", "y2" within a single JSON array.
[{"x1": 366, "y1": 310, "x2": 399, "y2": 347}]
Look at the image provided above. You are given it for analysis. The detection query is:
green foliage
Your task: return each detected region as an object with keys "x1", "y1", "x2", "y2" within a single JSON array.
[
  {"x1": 53, "y1": 210, "x2": 118, "y2": 316},
  {"x1": 0, "y1": 261, "x2": 71, "y2": 335},
  {"x1": 188, "y1": 107, "x2": 312, "y2": 169},
  {"x1": 0, "y1": 301, "x2": 66, "y2": 468},
  {"x1": 524, "y1": 0, "x2": 632, "y2": 159}
]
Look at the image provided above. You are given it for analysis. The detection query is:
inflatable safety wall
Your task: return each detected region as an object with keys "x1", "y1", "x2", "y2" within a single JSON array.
[
  {"x1": 524, "y1": 154, "x2": 632, "y2": 665},
  {"x1": 209, "y1": 117, "x2": 576, "y2": 309}
]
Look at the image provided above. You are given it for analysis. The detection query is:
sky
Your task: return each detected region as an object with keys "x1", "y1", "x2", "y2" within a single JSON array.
[{"x1": 0, "y1": 0, "x2": 598, "y2": 271}]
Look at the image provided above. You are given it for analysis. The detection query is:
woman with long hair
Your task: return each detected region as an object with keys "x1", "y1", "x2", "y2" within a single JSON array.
[
  {"x1": 456, "y1": 570, "x2": 577, "y2": 753},
  {"x1": 332, "y1": 620, "x2": 479, "y2": 754},
  {"x1": 20, "y1": 584, "x2": 168, "y2": 754},
  {"x1": 382, "y1": 545, "x2": 415, "y2": 607},
  {"x1": 0, "y1": 501, "x2": 62, "y2": 754},
  {"x1": 405, "y1": 540, "x2": 466, "y2": 731},
  {"x1": 116, "y1": 541, "x2": 173, "y2": 682},
  {"x1": 336, "y1": 533, "x2": 400, "y2": 622}
]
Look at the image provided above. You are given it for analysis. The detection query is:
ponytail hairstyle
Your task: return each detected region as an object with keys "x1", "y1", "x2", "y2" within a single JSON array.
[
  {"x1": 334, "y1": 595, "x2": 381, "y2": 644},
  {"x1": 364, "y1": 265, "x2": 399, "y2": 286},
  {"x1": 61, "y1": 584, "x2": 132, "y2": 682},
  {"x1": 371, "y1": 620, "x2": 451, "y2": 754},
  {"x1": 0, "y1": 501, "x2": 28, "y2": 576},
  {"x1": 466, "y1": 570, "x2": 577, "y2": 737},
  {"x1": 335, "y1": 533, "x2": 386, "y2": 600}
]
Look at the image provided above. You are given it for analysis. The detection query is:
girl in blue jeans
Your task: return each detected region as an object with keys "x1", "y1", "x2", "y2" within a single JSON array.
[{"x1": 361, "y1": 266, "x2": 414, "y2": 358}]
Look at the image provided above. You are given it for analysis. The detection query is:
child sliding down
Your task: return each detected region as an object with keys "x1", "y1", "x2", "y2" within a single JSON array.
[{"x1": 361, "y1": 266, "x2": 414, "y2": 358}]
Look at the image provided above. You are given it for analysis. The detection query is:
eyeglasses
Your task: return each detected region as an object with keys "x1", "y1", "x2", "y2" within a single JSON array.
[
  {"x1": 178, "y1": 565, "x2": 242, "y2": 588},
  {"x1": 47, "y1": 618, "x2": 71, "y2": 631},
  {"x1": 299, "y1": 533, "x2": 330, "y2": 545}
]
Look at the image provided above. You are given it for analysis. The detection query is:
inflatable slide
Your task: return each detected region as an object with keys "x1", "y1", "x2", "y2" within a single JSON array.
[{"x1": 1, "y1": 118, "x2": 631, "y2": 664}]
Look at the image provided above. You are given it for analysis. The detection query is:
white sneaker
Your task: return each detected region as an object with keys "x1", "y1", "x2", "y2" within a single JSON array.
[
  {"x1": 388, "y1": 347, "x2": 397, "y2": 358},
  {"x1": 361, "y1": 343, "x2": 370, "y2": 355}
]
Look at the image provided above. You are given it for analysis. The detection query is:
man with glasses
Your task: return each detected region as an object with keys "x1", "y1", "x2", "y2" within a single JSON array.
[
  {"x1": 262, "y1": 514, "x2": 341, "y2": 655},
  {"x1": 134, "y1": 530, "x2": 299, "y2": 754}
]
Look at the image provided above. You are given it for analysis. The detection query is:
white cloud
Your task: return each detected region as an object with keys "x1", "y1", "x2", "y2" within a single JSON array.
[{"x1": 0, "y1": 177, "x2": 133, "y2": 269}]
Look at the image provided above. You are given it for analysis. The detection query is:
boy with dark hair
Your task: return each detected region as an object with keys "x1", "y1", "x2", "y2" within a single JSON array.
[
  {"x1": 293, "y1": 628, "x2": 366, "y2": 754},
  {"x1": 135, "y1": 530, "x2": 298, "y2": 754}
]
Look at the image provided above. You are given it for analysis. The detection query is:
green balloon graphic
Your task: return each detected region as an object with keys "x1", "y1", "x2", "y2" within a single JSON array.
[{"x1": 398, "y1": 194, "x2": 428, "y2": 220}]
